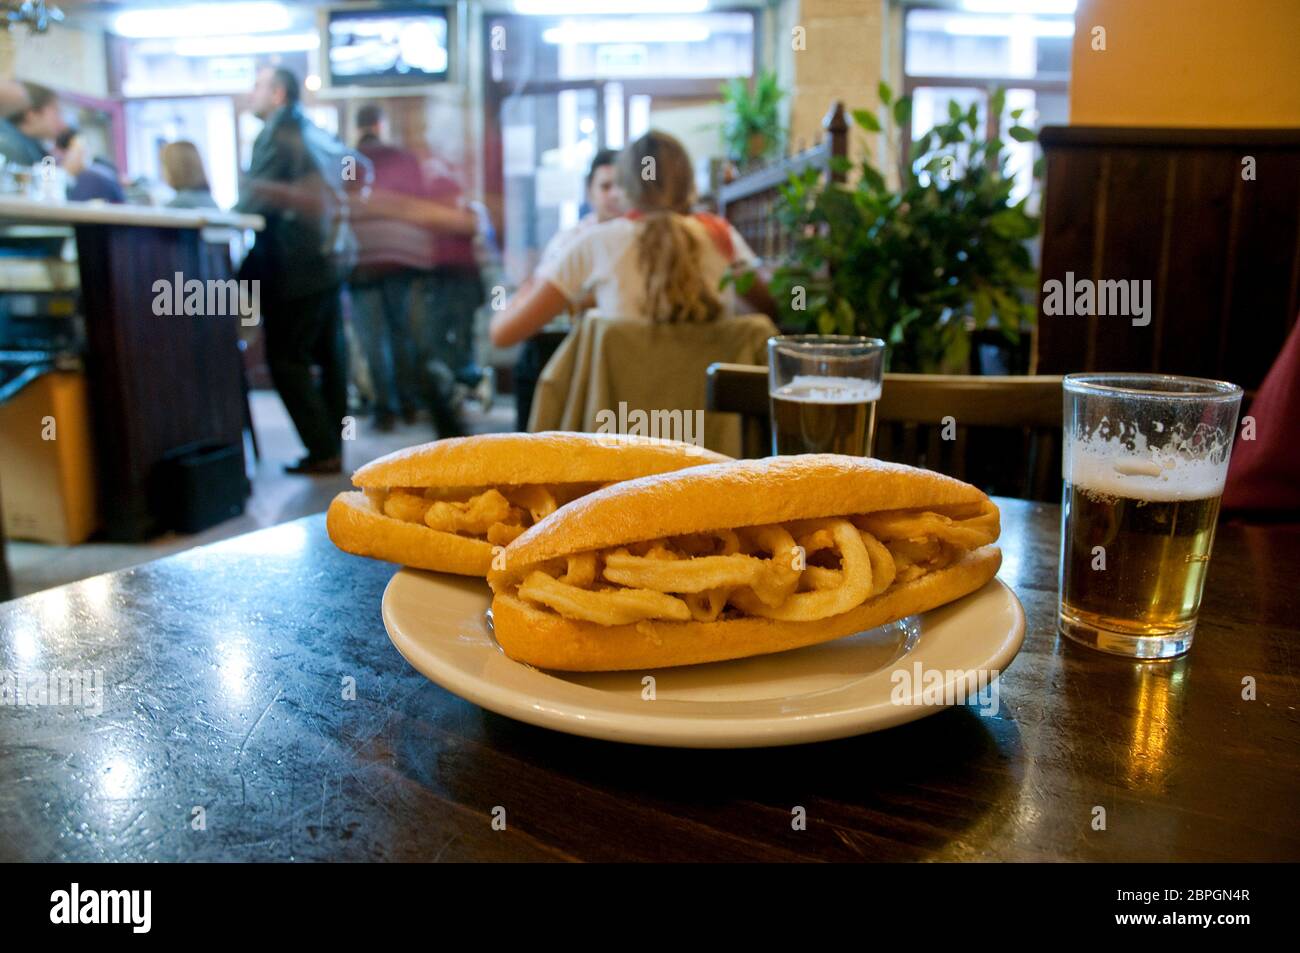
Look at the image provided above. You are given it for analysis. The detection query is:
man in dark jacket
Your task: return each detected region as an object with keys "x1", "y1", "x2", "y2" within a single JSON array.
[
  {"x1": 56, "y1": 128, "x2": 126, "y2": 203},
  {"x1": 236, "y1": 66, "x2": 355, "y2": 475}
]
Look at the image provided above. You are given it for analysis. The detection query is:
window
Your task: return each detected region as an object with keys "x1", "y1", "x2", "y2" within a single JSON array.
[{"x1": 902, "y1": 2, "x2": 1073, "y2": 202}]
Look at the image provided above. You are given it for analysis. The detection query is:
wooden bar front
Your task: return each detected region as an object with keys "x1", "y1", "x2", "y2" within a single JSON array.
[
  {"x1": 0, "y1": 199, "x2": 264, "y2": 542},
  {"x1": 1036, "y1": 125, "x2": 1300, "y2": 390}
]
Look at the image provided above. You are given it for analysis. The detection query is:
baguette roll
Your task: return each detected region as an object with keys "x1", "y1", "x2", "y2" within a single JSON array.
[
  {"x1": 326, "y1": 432, "x2": 727, "y2": 576},
  {"x1": 488, "y1": 455, "x2": 1003, "y2": 670}
]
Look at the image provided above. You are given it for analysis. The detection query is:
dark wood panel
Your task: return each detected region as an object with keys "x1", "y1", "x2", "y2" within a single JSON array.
[
  {"x1": 1036, "y1": 125, "x2": 1300, "y2": 391},
  {"x1": 1224, "y1": 149, "x2": 1300, "y2": 388},
  {"x1": 75, "y1": 225, "x2": 247, "y2": 541},
  {"x1": 1035, "y1": 146, "x2": 1103, "y2": 372},
  {"x1": 1157, "y1": 149, "x2": 1238, "y2": 377},
  {"x1": 1092, "y1": 148, "x2": 1170, "y2": 372}
]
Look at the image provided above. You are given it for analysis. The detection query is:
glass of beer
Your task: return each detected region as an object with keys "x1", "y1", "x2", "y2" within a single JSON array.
[
  {"x1": 1059, "y1": 374, "x2": 1242, "y2": 660},
  {"x1": 768, "y1": 335, "x2": 886, "y2": 456}
]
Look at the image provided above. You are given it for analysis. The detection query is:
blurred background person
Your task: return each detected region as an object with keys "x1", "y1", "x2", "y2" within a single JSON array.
[
  {"x1": 161, "y1": 141, "x2": 218, "y2": 209},
  {"x1": 236, "y1": 65, "x2": 355, "y2": 476},
  {"x1": 0, "y1": 82, "x2": 61, "y2": 166},
  {"x1": 510, "y1": 148, "x2": 625, "y2": 429},
  {"x1": 349, "y1": 103, "x2": 427, "y2": 433},
  {"x1": 56, "y1": 128, "x2": 125, "y2": 203},
  {"x1": 347, "y1": 104, "x2": 477, "y2": 438},
  {"x1": 490, "y1": 130, "x2": 774, "y2": 348},
  {"x1": 423, "y1": 147, "x2": 485, "y2": 397},
  {"x1": 538, "y1": 148, "x2": 625, "y2": 266}
]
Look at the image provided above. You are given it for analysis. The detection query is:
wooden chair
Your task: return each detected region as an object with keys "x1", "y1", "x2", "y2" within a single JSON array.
[
  {"x1": 706, "y1": 363, "x2": 1064, "y2": 501},
  {"x1": 530, "y1": 315, "x2": 778, "y2": 457}
]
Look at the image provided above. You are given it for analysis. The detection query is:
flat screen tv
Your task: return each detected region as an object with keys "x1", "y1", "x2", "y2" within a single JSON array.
[{"x1": 327, "y1": 6, "x2": 450, "y2": 87}]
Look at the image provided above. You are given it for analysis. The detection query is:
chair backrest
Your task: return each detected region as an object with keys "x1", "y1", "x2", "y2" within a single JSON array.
[
  {"x1": 530, "y1": 315, "x2": 778, "y2": 457},
  {"x1": 705, "y1": 363, "x2": 1065, "y2": 500}
]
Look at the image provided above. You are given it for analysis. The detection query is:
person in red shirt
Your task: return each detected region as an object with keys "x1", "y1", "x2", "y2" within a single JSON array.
[
  {"x1": 350, "y1": 104, "x2": 428, "y2": 431},
  {"x1": 422, "y1": 151, "x2": 486, "y2": 393},
  {"x1": 349, "y1": 104, "x2": 474, "y2": 437}
]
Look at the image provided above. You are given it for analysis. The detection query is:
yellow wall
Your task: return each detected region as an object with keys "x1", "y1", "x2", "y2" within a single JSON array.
[{"x1": 1070, "y1": 0, "x2": 1300, "y2": 127}]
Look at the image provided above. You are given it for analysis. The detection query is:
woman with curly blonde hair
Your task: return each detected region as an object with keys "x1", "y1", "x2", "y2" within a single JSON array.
[{"x1": 490, "y1": 130, "x2": 773, "y2": 347}]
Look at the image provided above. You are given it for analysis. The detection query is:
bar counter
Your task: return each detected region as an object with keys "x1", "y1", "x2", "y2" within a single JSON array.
[
  {"x1": 0, "y1": 196, "x2": 264, "y2": 541},
  {"x1": 0, "y1": 196, "x2": 262, "y2": 231},
  {"x1": 0, "y1": 499, "x2": 1296, "y2": 861}
]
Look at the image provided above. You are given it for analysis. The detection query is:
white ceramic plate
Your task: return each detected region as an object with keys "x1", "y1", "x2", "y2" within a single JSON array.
[{"x1": 382, "y1": 571, "x2": 1025, "y2": 748}]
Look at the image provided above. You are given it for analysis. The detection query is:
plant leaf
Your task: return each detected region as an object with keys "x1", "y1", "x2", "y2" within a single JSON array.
[
  {"x1": 892, "y1": 96, "x2": 913, "y2": 129},
  {"x1": 852, "y1": 108, "x2": 882, "y2": 132}
]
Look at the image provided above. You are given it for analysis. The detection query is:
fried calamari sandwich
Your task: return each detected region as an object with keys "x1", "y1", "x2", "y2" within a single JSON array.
[
  {"x1": 327, "y1": 432, "x2": 728, "y2": 576},
  {"x1": 487, "y1": 455, "x2": 1001, "y2": 670}
]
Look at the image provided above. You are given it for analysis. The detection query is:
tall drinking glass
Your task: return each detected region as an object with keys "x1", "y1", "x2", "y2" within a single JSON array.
[
  {"x1": 1059, "y1": 374, "x2": 1242, "y2": 660},
  {"x1": 768, "y1": 335, "x2": 886, "y2": 456}
]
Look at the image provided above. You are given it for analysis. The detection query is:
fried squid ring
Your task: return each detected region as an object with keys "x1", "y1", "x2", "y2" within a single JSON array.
[
  {"x1": 855, "y1": 500, "x2": 998, "y2": 550},
  {"x1": 731, "y1": 518, "x2": 872, "y2": 621},
  {"x1": 383, "y1": 490, "x2": 431, "y2": 524},
  {"x1": 739, "y1": 524, "x2": 801, "y2": 607},
  {"x1": 559, "y1": 551, "x2": 597, "y2": 587},
  {"x1": 602, "y1": 549, "x2": 767, "y2": 593},
  {"x1": 517, "y1": 571, "x2": 691, "y2": 625},
  {"x1": 502, "y1": 484, "x2": 560, "y2": 524},
  {"x1": 487, "y1": 522, "x2": 528, "y2": 546},
  {"x1": 683, "y1": 587, "x2": 729, "y2": 622},
  {"x1": 861, "y1": 530, "x2": 897, "y2": 597}
]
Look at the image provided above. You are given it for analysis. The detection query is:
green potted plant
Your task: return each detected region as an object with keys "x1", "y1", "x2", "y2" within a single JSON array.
[
  {"x1": 719, "y1": 70, "x2": 785, "y2": 168},
  {"x1": 769, "y1": 83, "x2": 1039, "y2": 373}
]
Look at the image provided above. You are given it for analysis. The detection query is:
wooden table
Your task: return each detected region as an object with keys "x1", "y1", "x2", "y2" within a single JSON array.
[{"x1": 0, "y1": 500, "x2": 1296, "y2": 861}]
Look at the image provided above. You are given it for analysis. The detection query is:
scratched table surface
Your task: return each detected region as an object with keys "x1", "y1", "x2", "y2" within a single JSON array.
[{"x1": 0, "y1": 501, "x2": 1297, "y2": 862}]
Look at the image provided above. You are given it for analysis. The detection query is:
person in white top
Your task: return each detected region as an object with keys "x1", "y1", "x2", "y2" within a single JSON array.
[
  {"x1": 490, "y1": 130, "x2": 775, "y2": 348},
  {"x1": 538, "y1": 148, "x2": 626, "y2": 272},
  {"x1": 509, "y1": 150, "x2": 627, "y2": 427}
]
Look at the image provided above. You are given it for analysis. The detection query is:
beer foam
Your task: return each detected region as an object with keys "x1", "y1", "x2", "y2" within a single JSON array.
[
  {"x1": 772, "y1": 375, "x2": 882, "y2": 404},
  {"x1": 1068, "y1": 437, "x2": 1229, "y2": 501}
]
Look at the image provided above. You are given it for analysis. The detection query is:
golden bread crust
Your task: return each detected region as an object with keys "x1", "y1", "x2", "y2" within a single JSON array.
[
  {"x1": 493, "y1": 455, "x2": 995, "y2": 583},
  {"x1": 489, "y1": 545, "x2": 1002, "y2": 670},
  {"x1": 351, "y1": 432, "x2": 727, "y2": 489},
  {"x1": 326, "y1": 491, "x2": 494, "y2": 576}
]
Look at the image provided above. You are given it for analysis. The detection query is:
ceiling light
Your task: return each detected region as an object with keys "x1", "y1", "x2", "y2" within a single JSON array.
[
  {"x1": 514, "y1": 1, "x2": 708, "y2": 15},
  {"x1": 113, "y1": 2, "x2": 291, "y2": 39}
]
